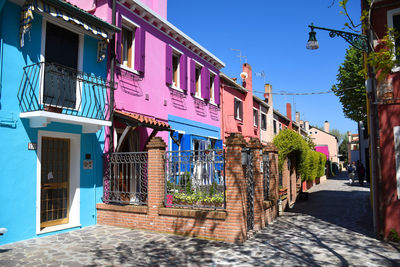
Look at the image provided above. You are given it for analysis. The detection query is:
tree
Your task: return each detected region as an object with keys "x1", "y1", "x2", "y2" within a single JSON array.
[
  {"x1": 339, "y1": 137, "x2": 349, "y2": 163},
  {"x1": 331, "y1": 46, "x2": 367, "y2": 123}
]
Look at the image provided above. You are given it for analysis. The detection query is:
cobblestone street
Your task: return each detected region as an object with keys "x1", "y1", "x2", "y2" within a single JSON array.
[{"x1": 1, "y1": 173, "x2": 399, "y2": 266}]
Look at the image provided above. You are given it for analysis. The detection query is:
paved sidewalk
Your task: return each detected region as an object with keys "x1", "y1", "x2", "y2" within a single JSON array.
[{"x1": 1, "y1": 173, "x2": 399, "y2": 266}]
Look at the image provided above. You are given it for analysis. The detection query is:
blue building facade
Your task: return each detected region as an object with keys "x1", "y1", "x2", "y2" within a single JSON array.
[{"x1": 0, "y1": 0, "x2": 118, "y2": 245}]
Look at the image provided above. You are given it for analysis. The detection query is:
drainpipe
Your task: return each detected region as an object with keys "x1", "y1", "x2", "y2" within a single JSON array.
[
  {"x1": 109, "y1": 0, "x2": 116, "y2": 154},
  {"x1": 366, "y1": 26, "x2": 381, "y2": 238}
]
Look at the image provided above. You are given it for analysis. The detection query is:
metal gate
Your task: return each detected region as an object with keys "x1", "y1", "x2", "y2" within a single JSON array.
[
  {"x1": 242, "y1": 148, "x2": 254, "y2": 231},
  {"x1": 263, "y1": 153, "x2": 270, "y2": 200}
]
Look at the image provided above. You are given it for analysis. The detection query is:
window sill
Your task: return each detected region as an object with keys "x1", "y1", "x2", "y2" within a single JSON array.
[
  {"x1": 37, "y1": 223, "x2": 82, "y2": 235},
  {"x1": 209, "y1": 101, "x2": 218, "y2": 107},
  {"x1": 193, "y1": 95, "x2": 205, "y2": 101},
  {"x1": 235, "y1": 118, "x2": 243, "y2": 124},
  {"x1": 117, "y1": 64, "x2": 141, "y2": 76},
  {"x1": 169, "y1": 85, "x2": 186, "y2": 93}
]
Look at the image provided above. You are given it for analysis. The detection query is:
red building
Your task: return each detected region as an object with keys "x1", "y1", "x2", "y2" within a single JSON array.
[{"x1": 369, "y1": 0, "x2": 400, "y2": 239}]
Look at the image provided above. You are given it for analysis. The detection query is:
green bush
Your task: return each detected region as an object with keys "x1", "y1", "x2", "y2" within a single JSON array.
[
  {"x1": 273, "y1": 129, "x2": 327, "y2": 182},
  {"x1": 317, "y1": 152, "x2": 327, "y2": 177}
]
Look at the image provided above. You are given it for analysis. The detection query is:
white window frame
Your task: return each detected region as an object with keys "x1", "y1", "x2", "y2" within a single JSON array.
[
  {"x1": 194, "y1": 63, "x2": 203, "y2": 98},
  {"x1": 387, "y1": 8, "x2": 400, "y2": 72},
  {"x1": 261, "y1": 112, "x2": 267, "y2": 130},
  {"x1": 234, "y1": 97, "x2": 243, "y2": 121},
  {"x1": 36, "y1": 130, "x2": 81, "y2": 235},
  {"x1": 40, "y1": 17, "x2": 84, "y2": 111},
  {"x1": 172, "y1": 50, "x2": 181, "y2": 89},
  {"x1": 117, "y1": 16, "x2": 141, "y2": 75},
  {"x1": 253, "y1": 108, "x2": 259, "y2": 128},
  {"x1": 209, "y1": 70, "x2": 216, "y2": 105}
]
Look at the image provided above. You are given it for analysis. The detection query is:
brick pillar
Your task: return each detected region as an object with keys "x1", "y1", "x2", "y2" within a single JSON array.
[
  {"x1": 225, "y1": 133, "x2": 247, "y2": 243},
  {"x1": 263, "y1": 143, "x2": 279, "y2": 204},
  {"x1": 146, "y1": 137, "x2": 167, "y2": 230},
  {"x1": 248, "y1": 138, "x2": 264, "y2": 230}
]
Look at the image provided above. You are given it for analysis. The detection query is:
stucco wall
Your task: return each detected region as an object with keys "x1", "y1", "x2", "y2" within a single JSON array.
[
  {"x1": 309, "y1": 127, "x2": 338, "y2": 163},
  {"x1": 0, "y1": 2, "x2": 107, "y2": 245}
]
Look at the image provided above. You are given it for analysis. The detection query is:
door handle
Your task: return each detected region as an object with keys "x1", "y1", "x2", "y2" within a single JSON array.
[{"x1": 41, "y1": 184, "x2": 52, "y2": 189}]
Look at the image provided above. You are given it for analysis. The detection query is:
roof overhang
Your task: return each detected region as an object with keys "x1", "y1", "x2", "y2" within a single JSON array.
[
  {"x1": 220, "y1": 73, "x2": 247, "y2": 93},
  {"x1": 273, "y1": 109, "x2": 291, "y2": 122},
  {"x1": 114, "y1": 110, "x2": 171, "y2": 131},
  {"x1": 20, "y1": 111, "x2": 111, "y2": 133},
  {"x1": 253, "y1": 95, "x2": 270, "y2": 108},
  {"x1": 118, "y1": 0, "x2": 225, "y2": 69}
]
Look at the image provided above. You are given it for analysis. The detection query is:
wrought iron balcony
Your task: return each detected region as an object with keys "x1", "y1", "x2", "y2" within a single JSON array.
[{"x1": 18, "y1": 62, "x2": 113, "y2": 130}]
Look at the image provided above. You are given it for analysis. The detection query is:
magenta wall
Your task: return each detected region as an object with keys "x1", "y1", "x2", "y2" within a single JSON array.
[{"x1": 92, "y1": 2, "x2": 222, "y2": 150}]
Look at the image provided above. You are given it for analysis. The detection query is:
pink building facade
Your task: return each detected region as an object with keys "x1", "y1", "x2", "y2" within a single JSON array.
[
  {"x1": 92, "y1": 0, "x2": 225, "y2": 153},
  {"x1": 220, "y1": 63, "x2": 264, "y2": 143}
]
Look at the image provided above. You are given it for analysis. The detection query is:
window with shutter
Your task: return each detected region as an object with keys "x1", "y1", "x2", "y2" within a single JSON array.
[
  {"x1": 209, "y1": 73, "x2": 215, "y2": 103},
  {"x1": 172, "y1": 52, "x2": 180, "y2": 88},
  {"x1": 121, "y1": 26, "x2": 135, "y2": 69},
  {"x1": 195, "y1": 65, "x2": 202, "y2": 97}
]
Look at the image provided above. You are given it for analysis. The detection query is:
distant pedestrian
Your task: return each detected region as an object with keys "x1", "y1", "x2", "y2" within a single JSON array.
[
  {"x1": 357, "y1": 161, "x2": 366, "y2": 186},
  {"x1": 348, "y1": 162, "x2": 356, "y2": 185}
]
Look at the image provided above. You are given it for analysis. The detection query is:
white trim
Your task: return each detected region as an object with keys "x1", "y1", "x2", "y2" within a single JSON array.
[
  {"x1": 169, "y1": 84, "x2": 185, "y2": 93},
  {"x1": 170, "y1": 45, "x2": 184, "y2": 55},
  {"x1": 40, "y1": 18, "x2": 84, "y2": 111},
  {"x1": 36, "y1": 131, "x2": 81, "y2": 235},
  {"x1": 209, "y1": 72, "x2": 215, "y2": 104},
  {"x1": 253, "y1": 107, "x2": 259, "y2": 128},
  {"x1": 117, "y1": 63, "x2": 141, "y2": 76},
  {"x1": 20, "y1": 111, "x2": 110, "y2": 133},
  {"x1": 195, "y1": 64, "x2": 202, "y2": 98},
  {"x1": 121, "y1": 14, "x2": 140, "y2": 28},
  {"x1": 120, "y1": 22, "x2": 136, "y2": 69},
  {"x1": 234, "y1": 97, "x2": 243, "y2": 121},
  {"x1": 193, "y1": 59, "x2": 204, "y2": 68},
  {"x1": 117, "y1": 1, "x2": 225, "y2": 68},
  {"x1": 387, "y1": 8, "x2": 400, "y2": 72},
  {"x1": 172, "y1": 51, "x2": 181, "y2": 89}
]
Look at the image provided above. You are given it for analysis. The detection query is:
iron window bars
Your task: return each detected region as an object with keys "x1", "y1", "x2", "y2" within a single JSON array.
[{"x1": 103, "y1": 152, "x2": 148, "y2": 205}]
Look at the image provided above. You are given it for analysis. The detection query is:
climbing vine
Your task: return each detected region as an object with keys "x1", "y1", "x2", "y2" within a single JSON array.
[{"x1": 273, "y1": 129, "x2": 326, "y2": 181}]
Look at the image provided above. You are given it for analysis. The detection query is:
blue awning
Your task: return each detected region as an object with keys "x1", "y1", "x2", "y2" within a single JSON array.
[{"x1": 20, "y1": 0, "x2": 114, "y2": 47}]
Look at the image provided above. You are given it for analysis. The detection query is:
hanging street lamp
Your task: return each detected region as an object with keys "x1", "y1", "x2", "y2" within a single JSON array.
[
  {"x1": 306, "y1": 23, "x2": 368, "y2": 52},
  {"x1": 306, "y1": 22, "x2": 380, "y2": 237}
]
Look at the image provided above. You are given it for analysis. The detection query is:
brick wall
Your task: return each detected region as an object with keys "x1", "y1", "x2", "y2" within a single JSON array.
[{"x1": 97, "y1": 134, "x2": 279, "y2": 243}]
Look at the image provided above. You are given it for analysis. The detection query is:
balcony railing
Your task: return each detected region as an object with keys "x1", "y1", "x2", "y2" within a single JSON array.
[
  {"x1": 18, "y1": 62, "x2": 112, "y2": 121},
  {"x1": 165, "y1": 149, "x2": 225, "y2": 210}
]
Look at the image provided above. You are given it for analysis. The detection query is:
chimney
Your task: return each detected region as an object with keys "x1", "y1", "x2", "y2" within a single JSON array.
[
  {"x1": 286, "y1": 103, "x2": 292, "y2": 129},
  {"x1": 242, "y1": 63, "x2": 252, "y2": 91},
  {"x1": 324, "y1": 121, "x2": 330, "y2": 133},
  {"x1": 264, "y1": 84, "x2": 273, "y2": 106},
  {"x1": 305, "y1": 121, "x2": 310, "y2": 131},
  {"x1": 295, "y1": 112, "x2": 300, "y2": 124}
]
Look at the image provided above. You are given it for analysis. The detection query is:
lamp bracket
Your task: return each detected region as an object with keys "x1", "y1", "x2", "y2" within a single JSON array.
[{"x1": 309, "y1": 23, "x2": 369, "y2": 52}]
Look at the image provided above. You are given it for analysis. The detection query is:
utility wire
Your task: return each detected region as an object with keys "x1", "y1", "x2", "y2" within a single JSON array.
[{"x1": 253, "y1": 86, "x2": 360, "y2": 96}]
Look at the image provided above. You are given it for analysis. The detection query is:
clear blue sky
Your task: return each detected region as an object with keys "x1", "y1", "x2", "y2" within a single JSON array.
[{"x1": 167, "y1": 0, "x2": 361, "y2": 135}]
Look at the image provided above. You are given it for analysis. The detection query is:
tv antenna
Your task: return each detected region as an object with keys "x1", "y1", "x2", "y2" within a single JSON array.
[
  {"x1": 254, "y1": 71, "x2": 266, "y2": 84},
  {"x1": 231, "y1": 48, "x2": 247, "y2": 67}
]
